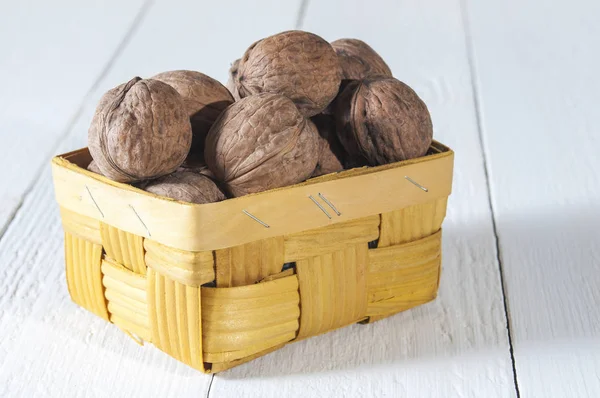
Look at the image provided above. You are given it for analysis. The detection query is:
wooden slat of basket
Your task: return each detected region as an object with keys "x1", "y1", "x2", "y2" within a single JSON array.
[
  {"x1": 146, "y1": 268, "x2": 204, "y2": 371},
  {"x1": 64, "y1": 231, "x2": 108, "y2": 320},
  {"x1": 201, "y1": 276, "x2": 299, "y2": 365},
  {"x1": 52, "y1": 145, "x2": 453, "y2": 252},
  {"x1": 379, "y1": 199, "x2": 447, "y2": 247},
  {"x1": 283, "y1": 216, "x2": 379, "y2": 262},
  {"x1": 365, "y1": 231, "x2": 442, "y2": 321},
  {"x1": 144, "y1": 239, "x2": 214, "y2": 287},
  {"x1": 215, "y1": 236, "x2": 284, "y2": 287},
  {"x1": 60, "y1": 207, "x2": 101, "y2": 244},
  {"x1": 101, "y1": 258, "x2": 151, "y2": 341},
  {"x1": 295, "y1": 243, "x2": 368, "y2": 339},
  {"x1": 100, "y1": 224, "x2": 146, "y2": 274}
]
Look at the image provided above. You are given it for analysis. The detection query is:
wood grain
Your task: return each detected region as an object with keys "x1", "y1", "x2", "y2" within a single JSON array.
[{"x1": 466, "y1": 0, "x2": 600, "y2": 396}]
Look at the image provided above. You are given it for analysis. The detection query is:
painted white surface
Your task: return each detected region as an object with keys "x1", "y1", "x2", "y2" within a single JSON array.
[
  {"x1": 209, "y1": 1, "x2": 515, "y2": 396},
  {"x1": 466, "y1": 0, "x2": 600, "y2": 397},
  {"x1": 1, "y1": 0, "x2": 599, "y2": 396},
  {"x1": 0, "y1": 0, "x2": 146, "y2": 235}
]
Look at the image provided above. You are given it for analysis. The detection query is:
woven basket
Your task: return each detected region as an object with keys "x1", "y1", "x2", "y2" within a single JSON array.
[{"x1": 51, "y1": 141, "x2": 453, "y2": 373}]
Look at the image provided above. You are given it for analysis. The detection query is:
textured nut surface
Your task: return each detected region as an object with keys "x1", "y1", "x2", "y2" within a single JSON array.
[
  {"x1": 331, "y1": 38, "x2": 392, "y2": 80},
  {"x1": 310, "y1": 115, "x2": 345, "y2": 177},
  {"x1": 88, "y1": 77, "x2": 192, "y2": 182},
  {"x1": 152, "y1": 70, "x2": 233, "y2": 166},
  {"x1": 335, "y1": 77, "x2": 433, "y2": 165},
  {"x1": 225, "y1": 59, "x2": 241, "y2": 101},
  {"x1": 235, "y1": 31, "x2": 341, "y2": 117},
  {"x1": 86, "y1": 160, "x2": 102, "y2": 175},
  {"x1": 205, "y1": 93, "x2": 319, "y2": 197},
  {"x1": 144, "y1": 171, "x2": 226, "y2": 204}
]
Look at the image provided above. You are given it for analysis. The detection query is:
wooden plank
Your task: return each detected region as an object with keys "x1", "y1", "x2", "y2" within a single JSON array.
[
  {"x1": 465, "y1": 0, "x2": 600, "y2": 397},
  {"x1": 0, "y1": 0, "x2": 302, "y2": 396},
  {"x1": 0, "y1": 0, "x2": 147, "y2": 236},
  {"x1": 209, "y1": 0, "x2": 517, "y2": 396}
]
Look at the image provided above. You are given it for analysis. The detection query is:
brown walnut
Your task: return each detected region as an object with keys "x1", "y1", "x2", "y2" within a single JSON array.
[
  {"x1": 144, "y1": 171, "x2": 226, "y2": 204},
  {"x1": 225, "y1": 59, "x2": 241, "y2": 101},
  {"x1": 310, "y1": 115, "x2": 345, "y2": 177},
  {"x1": 235, "y1": 31, "x2": 341, "y2": 117},
  {"x1": 152, "y1": 70, "x2": 234, "y2": 166},
  {"x1": 87, "y1": 160, "x2": 102, "y2": 175},
  {"x1": 331, "y1": 38, "x2": 392, "y2": 80},
  {"x1": 335, "y1": 77, "x2": 433, "y2": 165},
  {"x1": 88, "y1": 77, "x2": 192, "y2": 182},
  {"x1": 205, "y1": 93, "x2": 319, "y2": 197}
]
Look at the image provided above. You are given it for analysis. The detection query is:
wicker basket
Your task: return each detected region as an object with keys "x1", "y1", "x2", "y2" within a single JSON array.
[{"x1": 51, "y1": 141, "x2": 453, "y2": 373}]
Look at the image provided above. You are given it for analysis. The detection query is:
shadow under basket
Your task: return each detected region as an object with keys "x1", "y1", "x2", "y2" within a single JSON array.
[{"x1": 51, "y1": 141, "x2": 454, "y2": 373}]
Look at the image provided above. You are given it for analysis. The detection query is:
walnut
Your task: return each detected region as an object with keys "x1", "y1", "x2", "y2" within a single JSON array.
[
  {"x1": 205, "y1": 93, "x2": 319, "y2": 197},
  {"x1": 309, "y1": 115, "x2": 345, "y2": 177},
  {"x1": 87, "y1": 160, "x2": 102, "y2": 174},
  {"x1": 88, "y1": 77, "x2": 192, "y2": 183},
  {"x1": 144, "y1": 171, "x2": 226, "y2": 204},
  {"x1": 234, "y1": 31, "x2": 341, "y2": 117},
  {"x1": 331, "y1": 38, "x2": 392, "y2": 80},
  {"x1": 225, "y1": 59, "x2": 241, "y2": 101},
  {"x1": 177, "y1": 163, "x2": 216, "y2": 181},
  {"x1": 152, "y1": 70, "x2": 233, "y2": 166},
  {"x1": 335, "y1": 78, "x2": 433, "y2": 165}
]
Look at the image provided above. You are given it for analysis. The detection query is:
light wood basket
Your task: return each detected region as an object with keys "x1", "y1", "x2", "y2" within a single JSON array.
[{"x1": 51, "y1": 141, "x2": 453, "y2": 373}]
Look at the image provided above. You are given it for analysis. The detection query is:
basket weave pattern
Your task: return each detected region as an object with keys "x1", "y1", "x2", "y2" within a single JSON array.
[{"x1": 54, "y1": 143, "x2": 452, "y2": 373}]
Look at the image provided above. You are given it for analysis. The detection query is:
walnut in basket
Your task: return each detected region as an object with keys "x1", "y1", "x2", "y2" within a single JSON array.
[
  {"x1": 152, "y1": 70, "x2": 234, "y2": 167},
  {"x1": 310, "y1": 115, "x2": 345, "y2": 177},
  {"x1": 234, "y1": 30, "x2": 341, "y2": 117},
  {"x1": 144, "y1": 171, "x2": 226, "y2": 204},
  {"x1": 225, "y1": 59, "x2": 241, "y2": 101},
  {"x1": 331, "y1": 38, "x2": 392, "y2": 80},
  {"x1": 88, "y1": 77, "x2": 192, "y2": 183},
  {"x1": 205, "y1": 93, "x2": 319, "y2": 197},
  {"x1": 335, "y1": 77, "x2": 433, "y2": 166}
]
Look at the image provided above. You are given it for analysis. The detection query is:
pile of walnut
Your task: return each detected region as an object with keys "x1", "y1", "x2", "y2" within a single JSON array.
[{"x1": 87, "y1": 30, "x2": 433, "y2": 204}]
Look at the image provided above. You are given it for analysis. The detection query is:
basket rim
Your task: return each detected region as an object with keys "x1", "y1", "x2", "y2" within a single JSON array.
[{"x1": 52, "y1": 141, "x2": 453, "y2": 251}]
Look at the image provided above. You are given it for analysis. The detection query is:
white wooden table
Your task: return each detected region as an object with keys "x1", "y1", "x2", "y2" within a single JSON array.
[{"x1": 1, "y1": 0, "x2": 598, "y2": 396}]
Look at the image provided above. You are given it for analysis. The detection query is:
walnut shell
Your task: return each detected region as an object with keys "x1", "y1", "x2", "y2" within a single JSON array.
[
  {"x1": 177, "y1": 163, "x2": 216, "y2": 181},
  {"x1": 144, "y1": 171, "x2": 226, "y2": 204},
  {"x1": 235, "y1": 31, "x2": 341, "y2": 117},
  {"x1": 87, "y1": 160, "x2": 102, "y2": 174},
  {"x1": 88, "y1": 77, "x2": 192, "y2": 183},
  {"x1": 310, "y1": 115, "x2": 345, "y2": 177},
  {"x1": 226, "y1": 59, "x2": 241, "y2": 101},
  {"x1": 331, "y1": 38, "x2": 392, "y2": 80},
  {"x1": 205, "y1": 93, "x2": 319, "y2": 197},
  {"x1": 335, "y1": 78, "x2": 433, "y2": 165},
  {"x1": 152, "y1": 70, "x2": 234, "y2": 166}
]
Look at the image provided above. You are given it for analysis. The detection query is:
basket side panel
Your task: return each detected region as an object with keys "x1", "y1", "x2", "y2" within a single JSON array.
[
  {"x1": 295, "y1": 243, "x2": 369, "y2": 339},
  {"x1": 100, "y1": 224, "x2": 146, "y2": 274},
  {"x1": 283, "y1": 216, "x2": 379, "y2": 262},
  {"x1": 214, "y1": 236, "x2": 284, "y2": 287},
  {"x1": 101, "y1": 258, "x2": 151, "y2": 341},
  {"x1": 144, "y1": 239, "x2": 214, "y2": 287},
  {"x1": 61, "y1": 208, "x2": 108, "y2": 320},
  {"x1": 147, "y1": 267, "x2": 205, "y2": 371},
  {"x1": 201, "y1": 276, "x2": 300, "y2": 371},
  {"x1": 64, "y1": 232, "x2": 108, "y2": 320},
  {"x1": 365, "y1": 230, "x2": 442, "y2": 323},
  {"x1": 378, "y1": 198, "x2": 447, "y2": 247}
]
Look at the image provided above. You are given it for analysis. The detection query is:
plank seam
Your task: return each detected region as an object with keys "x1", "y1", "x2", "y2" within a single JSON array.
[
  {"x1": 206, "y1": 374, "x2": 215, "y2": 398},
  {"x1": 0, "y1": 0, "x2": 155, "y2": 246},
  {"x1": 459, "y1": 0, "x2": 521, "y2": 396},
  {"x1": 294, "y1": 0, "x2": 309, "y2": 29}
]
